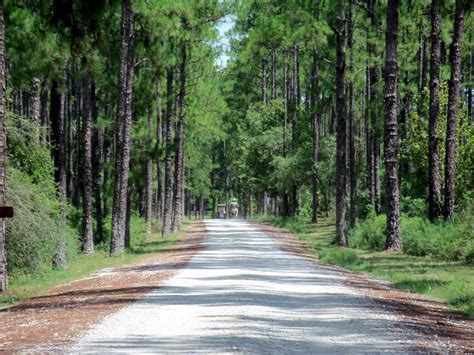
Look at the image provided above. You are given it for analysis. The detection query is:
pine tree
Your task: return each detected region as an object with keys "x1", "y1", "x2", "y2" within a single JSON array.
[
  {"x1": 428, "y1": 0, "x2": 442, "y2": 222},
  {"x1": 0, "y1": 1, "x2": 7, "y2": 291},
  {"x1": 444, "y1": 0, "x2": 466, "y2": 220},
  {"x1": 384, "y1": 0, "x2": 401, "y2": 251},
  {"x1": 335, "y1": 0, "x2": 347, "y2": 247}
]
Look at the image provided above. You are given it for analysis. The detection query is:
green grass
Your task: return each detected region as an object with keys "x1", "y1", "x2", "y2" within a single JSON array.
[
  {"x1": 0, "y1": 222, "x2": 186, "y2": 306},
  {"x1": 254, "y1": 215, "x2": 474, "y2": 317}
]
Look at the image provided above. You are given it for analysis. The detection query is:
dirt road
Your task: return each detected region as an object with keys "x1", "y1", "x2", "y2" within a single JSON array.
[{"x1": 72, "y1": 220, "x2": 426, "y2": 353}]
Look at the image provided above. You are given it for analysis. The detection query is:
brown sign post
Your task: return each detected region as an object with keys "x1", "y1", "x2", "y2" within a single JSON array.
[{"x1": 0, "y1": 206, "x2": 13, "y2": 218}]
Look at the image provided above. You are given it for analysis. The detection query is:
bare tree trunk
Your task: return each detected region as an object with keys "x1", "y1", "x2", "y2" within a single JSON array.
[
  {"x1": 444, "y1": 0, "x2": 465, "y2": 220},
  {"x1": 145, "y1": 108, "x2": 153, "y2": 236},
  {"x1": 271, "y1": 48, "x2": 277, "y2": 100},
  {"x1": 0, "y1": 3, "x2": 8, "y2": 291},
  {"x1": 111, "y1": 0, "x2": 135, "y2": 253},
  {"x1": 369, "y1": 0, "x2": 381, "y2": 214},
  {"x1": 384, "y1": 0, "x2": 401, "y2": 251},
  {"x1": 335, "y1": 0, "x2": 347, "y2": 247},
  {"x1": 50, "y1": 80, "x2": 67, "y2": 199},
  {"x1": 124, "y1": 179, "x2": 132, "y2": 248},
  {"x1": 223, "y1": 140, "x2": 229, "y2": 219},
  {"x1": 171, "y1": 43, "x2": 187, "y2": 233},
  {"x1": 366, "y1": 63, "x2": 374, "y2": 205},
  {"x1": 428, "y1": 0, "x2": 442, "y2": 222},
  {"x1": 31, "y1": 77, "x2": 41, "y2": 142},
  {"x1": 348, "y1": 0, "x2": 357, "y2": 228},
  {"x1": 248, "y1": 188, "x2": 253, "y2": 219},
  {"x1": 200, "y1": 196, "x2": 204, "y2": 220},
  {"x1": 50, "y1": 78, "x2": 68, "y2": 268},
  {"x1": 156, "y1": 79, "x2": 163, "y2": 221},
  {"x1": 92, "y1": 88, "x2": 104, "y2": 244},
  {"x1": 373, "y1": 135, "x2": 381, "y2": 214},
  {"x1": 162, "y1": 67, "x2": 175, "y2": 236},
  {"x1": 283, "y1": 50, "x2": 288, "y2": 157},
  {"x1": 282, "y1": 50, "x2": 289, "y2": 217},
  {"x1": 81, "y1": 76, "x2": 94, "y2": 254},
  {"x1": 211, "y1": 150, "x2": 217, "y2": 218},
  {"x1": 291, "y1": 45, "x2": 299, "y2": 216},
  {"x1": 310, "y1": 50, "x2": 319, "y2": 224},
  {"x1": 418, "y1": 30, "x2": 429, "y2": 118}
]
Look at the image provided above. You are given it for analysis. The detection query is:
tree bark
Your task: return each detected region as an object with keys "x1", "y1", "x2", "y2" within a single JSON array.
[
  {"x1": 31, "y1": 77, "x2": 41, "y2": 142},
  {"x1": 283, "y1": 50, "x2": 288, "y2": 157},
  {"x1": 162, "y1": 67, "x2": 175, "y2": 236},
  {"x1": 335, "y1": 0, "x2": 347, "y2": 247},
  {"x1": 171, "y1": 43, "x2": 187, "y2": 233},
  {"x1": 368, "y1": 0, "x2": 381, "y2": 214},
  {"x1": 291, "y1": 45, "x2": 299, "y2": 216},
  {"x1": 50, "y1": 80, "x2": 67, "y2": 198},
  {"x1": 0, "y1": 2, "x2": 8, "y2": 291},
  {"x1": 310, "y1": 50, "x2": 319, "y2": 224},
  {"x1": 145, "y1": 108, "x2": 153, "y2": 235},
  {"x1": 91, "y1": 83, "x2": 103, "y2": 244},
  {"x1": 124, "y1": 179, "x2": 132, "y2": 248},
  {"x1": 155, "y1": 79, "x2": 163, "y2": 221},
  {"x1": 428, "y1": 0, "x2": 442, "y2": 221},
  {"x1": 348, "y1": 0, "x2": 357, "y2": 228},
  {"x1": 248, "y1": 188, "x2": 253, "y2": 219},
  {"x1": 50, "y1": 78, "x2": 68, "y2": 268},
  {"x1": 111, "y1": 0, "x2": 135, "y2": 253},
  {"x1": 418, "y1": 31, "x2": 429, "y2": 118},
  {"x1": 271, "y1": 48, "x2": 277, "y2": 100},
  {"x1": 383, "y1": 0, "x2": 402, "y2": 251},
  {"x1": 443, "y1": 0, "x2": 465, "y2": 220},
  {"x1": 282, "y1": 50, "x2": 289, "y2": 217},
  {"x1": 81, "y1": 76, "x2": 94, "y2": 254}
]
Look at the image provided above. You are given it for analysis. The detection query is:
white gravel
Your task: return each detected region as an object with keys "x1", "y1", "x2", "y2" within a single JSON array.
[{"x1": 70, "y1": 219, "x2": 419, "y2": 353}]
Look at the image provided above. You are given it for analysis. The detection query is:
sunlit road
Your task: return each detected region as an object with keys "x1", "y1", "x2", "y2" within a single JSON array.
[{"x1": 72, "y1": 219, "x2": 417, "y2": 353}]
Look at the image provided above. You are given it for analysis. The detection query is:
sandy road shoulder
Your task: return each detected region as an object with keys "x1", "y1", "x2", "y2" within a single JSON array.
[
  {"x1": 250, "y1": 221, "x2": 474, "y2": 353},
  {"x1": 0, "y1": 221, "x2": 206, "y2": 352}
]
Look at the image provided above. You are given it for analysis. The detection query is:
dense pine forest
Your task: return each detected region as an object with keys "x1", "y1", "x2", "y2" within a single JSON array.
[{"x1": 0, "y1": 0, "x2": 472, "y2": 315}]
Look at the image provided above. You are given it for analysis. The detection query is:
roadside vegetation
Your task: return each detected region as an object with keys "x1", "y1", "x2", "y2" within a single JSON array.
[
  {"x1": 0, "y1": 215, "x2": 185, "y2": 306},
  {"x1": 255, "y1": 214, "x2": 473, "y2": 317}
]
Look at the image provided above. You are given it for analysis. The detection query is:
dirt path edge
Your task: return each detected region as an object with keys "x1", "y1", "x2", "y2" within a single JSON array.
[
  {"x1": 0, "y1": 221, "x2": 206, "y2": 352},
  {"x1": 250, "y1": 221, "x2": 474, "y2": 353}
]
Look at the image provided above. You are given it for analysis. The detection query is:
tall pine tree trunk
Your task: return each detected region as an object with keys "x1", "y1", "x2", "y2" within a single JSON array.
[
  {"x1": 444, "y1": 0, "x2": 465, "y2": 220},
  {"x1": 81, "y1": 76, "x2": 94, "y2": 254},
  {"x1": 282, "y1": 50, "x2": 289, "y2": 217},
  {"x1": 31, "y1": 77, "x2": 41, "y2": 142},
  {"x1": 162, "y1": 68, "x2": 175, "y2": 236},
  {"x1": 348, "y1": 0, "x2": 357, "y2": 228},
  {"x1": 171, "y1": 43, "x2": 187, "y2": 233},
  {"x1": 310, "y1": 50, "x2": 319, "y2": 224},
  {"x1": 291, "y1": 45, "x2": 299, "y2": 216},
  {"x1": 156, "y1": 79, "x2": 163, "y2": 221},
  {"x1": 50, "y1": 78, "x2": 68, "y2": 269},
  {"x1": 50, "y1": 80, "x2": 67, "y2": 199},
  {"x1": 271, "y1": 48, "x2": 277, "y2": 100},
  {"x1": 145, "y1": 108, "x2": 153, "y2": 235},
  {"x1": 384, "y1": 0, "x2": 402, "y2": 251},
  {"x1": 428, "y1": 0, "x2": 442, "y2": 221},
  {"x1": 110, "y1": 0, "x2": 135, "y2": 254},
  {"x1": 335, "y1": 0, "x2": 347, "y2": 247},
  {"x1": 91, "y1": 82, "x2": 104, "y2": 244},
  {"x1": 0, "y1": 2, "x2": 8, "y2": 291}
]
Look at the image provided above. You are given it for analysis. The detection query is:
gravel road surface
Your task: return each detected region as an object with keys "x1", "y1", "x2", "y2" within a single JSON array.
[{"x1": 72, "y1": 219, "x2": 417, "y2": 353}]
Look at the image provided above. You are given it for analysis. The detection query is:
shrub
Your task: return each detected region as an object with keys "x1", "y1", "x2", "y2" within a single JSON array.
[
  {"x1": 350, "y1": 210, "x2": 386, "y2": 250},
  {"x1": 400, "y1": 196, "x2": 427, "y2": 217},
  {"x1": 6, "y1": 168, "x2": 78, "y2": 275},
  {"x1": 350, "y1": 212, "x2": 473, "y2": 262},
  {"x1": 319, "y1": 249, "x2": 365, "y2": 268}
]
